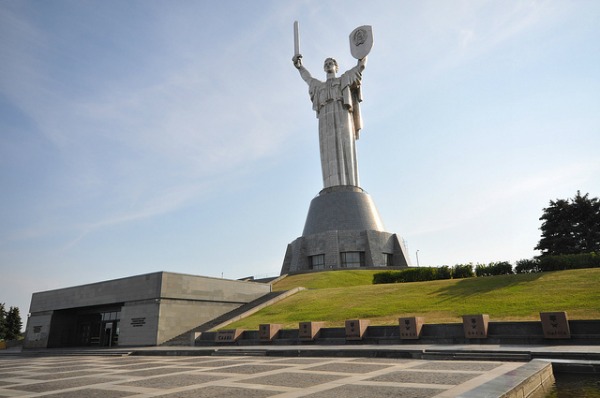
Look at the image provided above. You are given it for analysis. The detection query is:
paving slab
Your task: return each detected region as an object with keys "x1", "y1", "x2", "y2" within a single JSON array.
[
  {"x1": 3, "y1": 343, "x2": 593, "y2": 396},
  {"x1": 0, "y1": 354, "x2": 530, "y2": 397}
]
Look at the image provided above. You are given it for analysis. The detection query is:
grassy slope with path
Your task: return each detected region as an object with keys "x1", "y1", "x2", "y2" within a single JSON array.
[{"x1": 227, "y1": 268, "x2": 600, "y2": 329}]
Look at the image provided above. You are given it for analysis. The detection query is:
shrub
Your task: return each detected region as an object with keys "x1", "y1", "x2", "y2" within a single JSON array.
[
  {"x1": 452, "y1": 263, "x2": 474, "y2": 279},
  {"x1": 489, "y1": 261, "x2": 514, "y2": 275},
  {"x1": 372, "y1": 271, "x2": 396, "y2": 284},
  {"x1": 437, "y1": 265, "x2": 452, "y2": 280},
  {"x1": 515, "y1": 258, "x2": 541, "y2": 273},
  {"x1": 475, "y1": 261, "x2": 514, "y2": 276},
  {"x1": 475, "y1": 263, "x2": 489, "y2": 277},
  {"x1": 397, "y1": 267, "x2": 437, "y2": 282},
  {"x1": 373, "y1": 267, "x2": 450, "y2": 284}
]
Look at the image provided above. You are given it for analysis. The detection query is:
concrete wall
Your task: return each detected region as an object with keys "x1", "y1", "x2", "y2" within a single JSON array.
[
  {"x1": 160, "y1": 272, "x2": 271, "y2": 303},
  {"x1": 155, "y1": 273, "x2": 271, "y2": 345},
  {"x1": 29, "y1": 272, "x2": 163, "y2": 313},
  {"x1": 23, "y1": 312, "x2": 53, "y2": 349},
  {"x1": 119, "y1": 300, "x2": 160, "y2": 346},
  {"x1": 156, "y1": 299, "x2": 241, "y2": 345}
]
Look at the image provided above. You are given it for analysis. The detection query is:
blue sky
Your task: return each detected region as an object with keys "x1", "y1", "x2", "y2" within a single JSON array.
[{"x1": 1, "y1": 0, "x2": 599, "y2": 317}]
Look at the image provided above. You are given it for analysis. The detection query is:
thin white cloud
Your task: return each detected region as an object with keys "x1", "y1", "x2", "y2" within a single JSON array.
[
  {"x1": 409, "y1": 160, "x2": 600, "y2": 237},
  {"x1": 0, "y1": 2, "x2": 306, "y2": 251},
  {"x1": 60, "y1": 180, "x2": 208, "y2": 252}
]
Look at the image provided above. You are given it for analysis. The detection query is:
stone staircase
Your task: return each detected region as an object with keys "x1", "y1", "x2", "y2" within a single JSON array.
[{"x1": 162, "y1": 287, "x2": 304, "y2": 346}]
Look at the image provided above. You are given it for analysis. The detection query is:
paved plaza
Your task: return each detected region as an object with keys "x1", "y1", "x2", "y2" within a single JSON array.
[{"x1": 0, "y1": 353, "x2": 525, "y2": 397}]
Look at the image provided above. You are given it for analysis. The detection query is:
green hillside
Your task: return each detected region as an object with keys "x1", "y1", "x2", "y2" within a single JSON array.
[
  {"x1": 228, "y1": 268, "x2": 600, "y2": 330},
  {"x1": 272, "y1": 270, "x2": 381, "y2": 291}
]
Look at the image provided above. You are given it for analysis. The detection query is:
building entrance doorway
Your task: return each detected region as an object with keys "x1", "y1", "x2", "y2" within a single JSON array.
[
  {"x1": 100, "y1": 310, "x2": 120, "y2": 347},
  {"x1": 48, "y1": 305, "x2": 122, "y2": 347},
  {"x1": 101, "y1": 321, "x2": 119, "y2": 347}
]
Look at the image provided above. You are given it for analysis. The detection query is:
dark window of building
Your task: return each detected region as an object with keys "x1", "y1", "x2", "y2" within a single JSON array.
[
  {"x1": 384, "y1": 253, "x2": 393, "y2": 267},
  {"x1": 309, "y1": 254, "x2": 325, "y2": 270},
  {"x1": 340, "y1": 251, "x2": 365, "y2": 268},
  {"x1": 101, "y1": 311, "x2": 121, "y2": 321}
]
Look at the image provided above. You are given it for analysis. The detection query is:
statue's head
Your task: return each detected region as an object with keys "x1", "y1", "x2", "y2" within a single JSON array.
[{"x1": 323, "y1": 58, "x2": 339, "y2": 73}]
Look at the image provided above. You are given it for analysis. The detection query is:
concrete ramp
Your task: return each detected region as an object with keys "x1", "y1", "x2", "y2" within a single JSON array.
[{"x1": 162, "y1": 287, "x2": 304, "y2": 346}]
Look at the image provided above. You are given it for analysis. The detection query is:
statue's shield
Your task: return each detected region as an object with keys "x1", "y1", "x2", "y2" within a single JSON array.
[{"x1": 349, "y1": 25, "x2": 373, "y2": 59}]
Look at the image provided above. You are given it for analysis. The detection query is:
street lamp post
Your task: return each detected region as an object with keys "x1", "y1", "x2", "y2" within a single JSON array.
[{"x1": 416, "y1": 250, "x2": 420, "y2": 267}]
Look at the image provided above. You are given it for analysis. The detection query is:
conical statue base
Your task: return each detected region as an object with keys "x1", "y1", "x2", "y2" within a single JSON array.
[{"x1": 280, "y1": 186, "x2": 410, "y2": 274}]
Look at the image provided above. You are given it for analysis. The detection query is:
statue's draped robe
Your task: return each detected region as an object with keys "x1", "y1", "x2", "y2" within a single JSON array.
[{"x1": 306, "y1": 65, "x2": 363, "y2": 188}]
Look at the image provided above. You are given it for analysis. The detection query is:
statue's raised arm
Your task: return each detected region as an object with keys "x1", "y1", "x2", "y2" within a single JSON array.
[
  {"x1": 292, "y1": 54, "x2": 302, "y2": 69},
  {"x1": 292, "y1": 54, "x2": 313, "y2": 84},
  {"x1": 357, "y1": 56, "x2": 367, "y2": 70}
]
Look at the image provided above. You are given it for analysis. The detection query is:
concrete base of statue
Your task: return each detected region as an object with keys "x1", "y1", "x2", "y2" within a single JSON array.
[{"x1": 280, "y1": 186, "x2": 411, "y2": 274}]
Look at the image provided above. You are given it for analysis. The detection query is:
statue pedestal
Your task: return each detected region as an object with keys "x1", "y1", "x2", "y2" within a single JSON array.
[{"x1": 280, "y1": 186, "x2": 410, "y2": 274}]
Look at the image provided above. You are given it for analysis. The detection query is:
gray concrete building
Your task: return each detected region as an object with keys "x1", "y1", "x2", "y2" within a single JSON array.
[{"x1": 23, "y1": 272, "x2": 271, "y2": 348}]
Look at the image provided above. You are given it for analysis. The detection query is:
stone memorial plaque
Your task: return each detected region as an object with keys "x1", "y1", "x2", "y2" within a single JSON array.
[
  {"x1": 540, "y1": 312, "x2": 570, "y2": 339},
  {"x1": 299, "y1": 321, "x2": 325, "y2": 341},
  {"x1": 399, "y1": 317, "x2": 424, "y2": 339},
  {"x1": 345, "y1": 319, "x2": 370, "y2": 340},
  {"x1": 259, "y1": 323, "x2": 282, "y2": 341},
  {"x1": 215, "y1": 329, "x2": 244, "y2": 343},
  {"x1": 462, "y1": 314, "x2": 489, "y2": 339}
]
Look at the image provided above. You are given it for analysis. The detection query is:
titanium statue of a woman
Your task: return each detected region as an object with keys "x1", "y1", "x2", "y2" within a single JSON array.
[{"x1": 292, "y1": 54, "x2": 367, "y2": 188}]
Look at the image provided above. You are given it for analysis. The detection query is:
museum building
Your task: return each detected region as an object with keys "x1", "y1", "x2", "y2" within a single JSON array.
[{"x1": 23, "y1": 272, "x2": 271, "y2": 348}]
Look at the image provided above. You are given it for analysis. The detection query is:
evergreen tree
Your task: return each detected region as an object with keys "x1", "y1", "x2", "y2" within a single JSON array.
[
  {"x1": 536, "y1": 191, "x2": 600, "y2": 256},
  {"x1": 5, "y1": 307, "x2": 22, "y2": 340},
  {"x1": 0, "y1": 303, "x2": 6, "y2": 340}
]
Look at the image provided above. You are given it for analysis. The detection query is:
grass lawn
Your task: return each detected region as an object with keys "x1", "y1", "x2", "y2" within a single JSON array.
[
  {"x1": 272, "y1": 269, "x2": 381, "y2": 291},
  {"x1": 227, "y1": 268, "x2": 600, "y2": 330}
]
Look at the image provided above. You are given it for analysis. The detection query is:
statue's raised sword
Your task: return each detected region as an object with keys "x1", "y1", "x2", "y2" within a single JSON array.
[{"x1": 293, "y1": 21, "x2": 300, "y2": 57}]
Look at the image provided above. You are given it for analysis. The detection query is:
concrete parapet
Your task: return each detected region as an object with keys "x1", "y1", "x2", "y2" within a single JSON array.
[{"x1": 194, "y1": 319, "x2": 600, "y2": 347}]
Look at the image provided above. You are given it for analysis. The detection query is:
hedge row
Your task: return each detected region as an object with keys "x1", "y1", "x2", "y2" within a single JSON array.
[
  {"x1": 515, "y1": 252, "x2": 600, "y2": 273},
  {"x1": 373, "y1": 252, "x2": 600, "y2": 284},
  {"x1": 538, "y1": 252, "x2": 600, "y2": 271},
  {"x1": 373, "y1": 264, "x2": 474, "y2": 284}
]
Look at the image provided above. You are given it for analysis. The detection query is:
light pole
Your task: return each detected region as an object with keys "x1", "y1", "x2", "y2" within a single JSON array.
[{"x1": 416, "y1": 250, "x2": 420, "y2": 267}]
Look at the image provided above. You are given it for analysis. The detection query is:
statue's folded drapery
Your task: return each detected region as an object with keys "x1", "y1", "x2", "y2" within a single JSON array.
[{"x1": 303, "y1": 62, "x2": 364, "y2": 188}]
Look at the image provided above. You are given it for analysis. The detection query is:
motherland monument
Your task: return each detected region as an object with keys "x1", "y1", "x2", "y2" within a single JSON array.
[{"x1": 280, "y1": 23, "x2": 411, "y2": 274}]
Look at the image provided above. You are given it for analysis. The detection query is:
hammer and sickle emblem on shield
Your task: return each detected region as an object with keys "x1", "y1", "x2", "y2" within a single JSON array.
[{"x1": 353, "y1": 29, "x2": 367, "y2": 46}]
